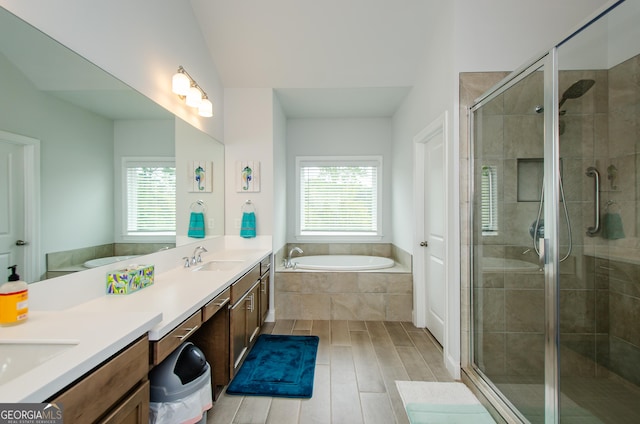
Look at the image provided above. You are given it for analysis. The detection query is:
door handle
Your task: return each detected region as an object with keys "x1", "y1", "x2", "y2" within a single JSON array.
[
  {"x1": 15, "y1": 240, "x2": 28, "y2": 246},
  {"x1": 420, "y1": 241, "x2": 428, "y2": 247}
]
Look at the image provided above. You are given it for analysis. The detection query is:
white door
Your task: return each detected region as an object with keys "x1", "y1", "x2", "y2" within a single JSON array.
[
  {"x1": 0, "y1": 141, "x2": 25, "y2": 282},
  {"x1": 424, "y1": 131, "x2": 446, "y2": 345}
]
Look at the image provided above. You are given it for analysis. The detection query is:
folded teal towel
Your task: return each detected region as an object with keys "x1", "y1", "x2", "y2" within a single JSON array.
[
  {"x1": 188, "y1": 212, "x2": 205, "y2": 238},
  {"x1": 602, "y1": 212, "x2": 625, "y2": 240},
  {"x1": 240, "y1": 212, "x2": 256, "y2": 238}
]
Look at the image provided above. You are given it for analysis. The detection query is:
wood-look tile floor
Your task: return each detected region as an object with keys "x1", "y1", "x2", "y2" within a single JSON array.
[{"x1": 207, "y1": 320, "x2": 453, "y2": 424}]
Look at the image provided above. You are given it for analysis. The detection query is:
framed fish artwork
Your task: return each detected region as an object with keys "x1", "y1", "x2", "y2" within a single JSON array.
[
  {"x1": 236, "y1": 160, "x2": 260, "y2": 192},
  {"x1": 188, "y1": 161, "x2": 212, "y2": 192}
]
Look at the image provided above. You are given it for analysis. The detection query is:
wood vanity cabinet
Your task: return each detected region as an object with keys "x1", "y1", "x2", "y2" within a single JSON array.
[
  {"x1": 229, "y1": 263, "x2": 261, "y2": 377},
  {"x1": 49, "y1": 336, "x2": 149, "y2": 424}
]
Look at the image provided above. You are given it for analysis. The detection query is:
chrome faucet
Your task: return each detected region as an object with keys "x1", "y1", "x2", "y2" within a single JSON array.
[
  {"x1": 284, "y1": 247, "x2": 303, "y2": 268},
  {"x1": 191, "y1": 246, "x2": 208, "y2": 265}
]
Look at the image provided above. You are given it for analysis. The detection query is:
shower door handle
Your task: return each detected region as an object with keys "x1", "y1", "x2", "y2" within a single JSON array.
[{"x1": 586, "y1": 167, "x2": 600, "y2": 236}]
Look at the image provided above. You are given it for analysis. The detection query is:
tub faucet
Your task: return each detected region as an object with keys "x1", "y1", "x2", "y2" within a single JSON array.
[
  {"x1": 191, "y1": 246, "x2": 208, "y2": 265},
  {"x1": 285, "y1": 247, "x2": 303, "y2": 268}
]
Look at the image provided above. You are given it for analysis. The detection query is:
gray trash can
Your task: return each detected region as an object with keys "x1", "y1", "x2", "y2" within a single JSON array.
[{"x1": 149, "y1": 342, "x2": 213, "y2": 424}]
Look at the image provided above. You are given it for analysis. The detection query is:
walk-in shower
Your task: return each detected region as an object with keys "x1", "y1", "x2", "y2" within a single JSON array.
[{"x1": 466, "y1": 1, "x2": 640, "y2": 423}]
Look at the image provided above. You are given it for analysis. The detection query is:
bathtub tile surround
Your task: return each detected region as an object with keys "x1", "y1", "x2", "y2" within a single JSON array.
[
  {"x1": 45, "y1": 242, "x2": 175, "y2": 278},
  {"x1": 274, "y1": 243, "x2": 412, "y2": 321}
]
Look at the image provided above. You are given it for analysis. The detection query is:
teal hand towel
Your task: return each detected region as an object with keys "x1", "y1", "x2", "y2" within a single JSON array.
[
  {"x1": 602, "y1": 212, "x2": 625, "y2": 240},
  {"x1": 188, "y1": 212, "x2": 205, "y2": 238},
  {"x1": 240, "y1": 211, "x2": 256, "y2": 238}
]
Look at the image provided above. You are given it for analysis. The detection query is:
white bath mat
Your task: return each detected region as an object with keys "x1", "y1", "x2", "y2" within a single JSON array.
[{"x1": 395, "y1": 381, "x2": 496, "y2": 424}]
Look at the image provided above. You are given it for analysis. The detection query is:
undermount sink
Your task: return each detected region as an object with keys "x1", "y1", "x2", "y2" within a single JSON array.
[
  {"x1": 0, "y1": 339, "x2": 79, "y2": 386},
  {"x1": 192, "y1": 260, "x2": 245, "y2": 272}
]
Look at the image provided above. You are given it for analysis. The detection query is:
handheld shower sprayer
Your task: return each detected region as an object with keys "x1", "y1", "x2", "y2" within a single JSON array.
[{"x1": 530, "y1": 178, "x2": 573, "y2": 263}]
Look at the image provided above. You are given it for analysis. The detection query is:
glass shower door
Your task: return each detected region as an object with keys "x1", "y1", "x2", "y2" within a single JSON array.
[
  {"x1": 471, "y1": 62, "x2": 549, "y2": 423},
  {"x1": 554, "y1": 1, "x2": 640, "y2": 422}
]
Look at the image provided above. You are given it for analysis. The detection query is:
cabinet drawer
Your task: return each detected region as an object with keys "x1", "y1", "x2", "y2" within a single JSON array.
[
  {"x1": 202, "y1": 288, "x2": 230, "y2": 322},
  {"x1": 231, "y1": 264, "x2": 260, "y2": 304},
  {"x1": 151, "y1": 311, "x2": 202, "y2": 365},
  {"x1": 51, "y1": 336, "x2": 149, "y2": 424}
]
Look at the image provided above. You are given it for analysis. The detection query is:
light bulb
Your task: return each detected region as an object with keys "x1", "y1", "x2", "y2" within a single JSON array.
[
  {"x1": 186, "y1": 86, "x2": 202, "y2": 107},
  {"x1": 172, "y1": 72, "x2": 190, "y2": 96},
  {"x1": 199, "y1": 98, "x2": 213, "y2": 117}
]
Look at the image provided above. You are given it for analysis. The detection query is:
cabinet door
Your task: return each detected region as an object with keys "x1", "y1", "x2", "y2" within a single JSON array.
[
  {"x1": 246, "y1": 283, "x2": 261, "y2": 346},
  {"x1": 259, "y1": 272, "x2": 269, "y2": 325},
  {"x1": 98, "y1": 381, "x2": 149, "y2": 424},
  {"x1": 230, "y1": 296, "x2": 248, "y2": 373}
]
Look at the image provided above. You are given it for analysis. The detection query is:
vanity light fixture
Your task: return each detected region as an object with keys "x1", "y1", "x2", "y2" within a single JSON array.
[{"x1": 172, "y1": 66, "x2": 213, "y2": 117}]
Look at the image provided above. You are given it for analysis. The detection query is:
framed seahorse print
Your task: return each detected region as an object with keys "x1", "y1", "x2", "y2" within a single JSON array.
[
  {"x1": 188, "y1": 160, "x2": 212, "y2": 192},
  {"x1": 236, "y1": 160, "x2": 260, "y2": 192}
]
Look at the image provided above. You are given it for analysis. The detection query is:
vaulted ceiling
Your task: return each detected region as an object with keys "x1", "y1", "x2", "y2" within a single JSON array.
[{"x1": 189, "y1": 0, "x2": 437, "y2": 117}]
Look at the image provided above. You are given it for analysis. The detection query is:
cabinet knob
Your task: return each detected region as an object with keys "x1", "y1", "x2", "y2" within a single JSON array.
[{"x1": 420, "y1": 241, "x2": 428, "y2": 247}]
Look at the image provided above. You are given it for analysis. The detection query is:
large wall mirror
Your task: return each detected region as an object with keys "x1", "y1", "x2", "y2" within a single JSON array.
[{"x1": 0, "y1": 6, "x2": 224, "y2": 282}]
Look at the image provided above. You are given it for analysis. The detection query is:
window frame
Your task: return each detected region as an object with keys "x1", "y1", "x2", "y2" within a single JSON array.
[
  {"x1": 121, "y1": 156, "x2": 176, "y2": 242},
  {"x1": 295, "y1": 155, "x2": 383, "y2": 242}
]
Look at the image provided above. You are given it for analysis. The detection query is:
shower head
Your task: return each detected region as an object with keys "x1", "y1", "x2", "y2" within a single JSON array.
[
  {"x1": 558, "y1": 79, "x2": 595, "y2": 108},
  {"x1": 534, "y1": 79, "x2": 596, "y2": 114}
]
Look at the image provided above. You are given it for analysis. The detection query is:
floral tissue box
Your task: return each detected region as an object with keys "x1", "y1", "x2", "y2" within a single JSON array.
[{"x1": 106, "y1": 264, "x2": 154, "y2": 295}]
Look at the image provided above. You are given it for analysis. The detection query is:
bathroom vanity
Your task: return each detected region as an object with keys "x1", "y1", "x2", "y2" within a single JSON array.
[{"x1": 0, "y1": 236, "x2": 272, "y2": 423}]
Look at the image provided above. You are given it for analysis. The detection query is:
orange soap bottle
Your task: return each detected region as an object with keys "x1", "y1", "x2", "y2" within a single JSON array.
[{"x1": 0, "y1": 265, "x2": 28, "y2": 326}]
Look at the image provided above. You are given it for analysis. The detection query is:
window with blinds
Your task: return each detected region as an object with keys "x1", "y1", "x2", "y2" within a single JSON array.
[
  {"x1": 124, "y1": 158, "x2": 176, "y2": 236},
  {"x1": 297, "y1": 157, "x2": 382, "y2": 237},
  {"x1": 480, "y1": 165, "x2": 498, "y2": 235}
]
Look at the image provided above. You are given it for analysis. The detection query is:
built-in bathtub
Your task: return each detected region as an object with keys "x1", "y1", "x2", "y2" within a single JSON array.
[
  {"x1": 276, "y1": 251, "x2": 412, "y2": 321},
  {"x1": 83, "y1": 255, "x2": 140, "y2": 268},
  {"x1": 291, "y1": 255, "x2": 395, "y2": 271}
]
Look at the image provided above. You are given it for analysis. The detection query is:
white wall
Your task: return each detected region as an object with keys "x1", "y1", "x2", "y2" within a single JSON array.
[
  {"x1": 452, "y1": 0, "x2": 611, "y2": 74},
  {"x1": 286, "y1": 118, "x2": 393, "y2": 243},
  {"x1": 175, "y1": 118, "x2": 225, "y2": 242},
  {"x1": 391, "y1": 2, "x2": 455, "y2": 253},
  {"x1": 224, "y1": 88, "x2": 275, "y2": 236},
  {"x1": 272, "y1": 95, "x2": 287, "y2": 252},
  {"x1": 0, "y1": 0, "x2": 224, "y2": 141}
]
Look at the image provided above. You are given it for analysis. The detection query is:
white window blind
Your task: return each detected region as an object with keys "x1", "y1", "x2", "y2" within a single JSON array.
[
  {"x1": 124, "y1": 159, "x2": 176, "y2": 235},
  {"x1": 298, "y1": 157, "x2": 381, "y2": 236},
  {"x1": 481, "y1": 165, "x2": 498, "y2": 234}
]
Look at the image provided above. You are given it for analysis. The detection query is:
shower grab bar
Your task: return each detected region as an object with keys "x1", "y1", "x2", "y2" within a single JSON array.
[{"x1": 586, "y1": 166, "x2": 600, "y2": 236}]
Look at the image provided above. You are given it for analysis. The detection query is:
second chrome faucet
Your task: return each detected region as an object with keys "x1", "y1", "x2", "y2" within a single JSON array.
[{"x1": 284, "y1": 247, "x2": 303, "y2": 269}]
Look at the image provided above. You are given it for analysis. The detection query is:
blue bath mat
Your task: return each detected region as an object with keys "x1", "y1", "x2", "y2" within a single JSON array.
[{"x1": 226, "y1": 334, "x2": 319, "y2": 398}]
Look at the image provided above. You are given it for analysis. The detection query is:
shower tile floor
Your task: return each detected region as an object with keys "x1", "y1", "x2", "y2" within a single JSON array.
[{"x1": 496, "y1": 376, "x2": 640, "y2": 423}]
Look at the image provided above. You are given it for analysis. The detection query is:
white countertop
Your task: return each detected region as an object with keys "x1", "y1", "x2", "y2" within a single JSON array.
[{"x1": 0, "y1": 236, "x2": 272, "y2": 403}]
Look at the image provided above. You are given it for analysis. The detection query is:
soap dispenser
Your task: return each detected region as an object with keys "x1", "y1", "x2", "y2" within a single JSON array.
[{"x1": 0, "y1": 265, "x2": 29, "y2": 326}]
